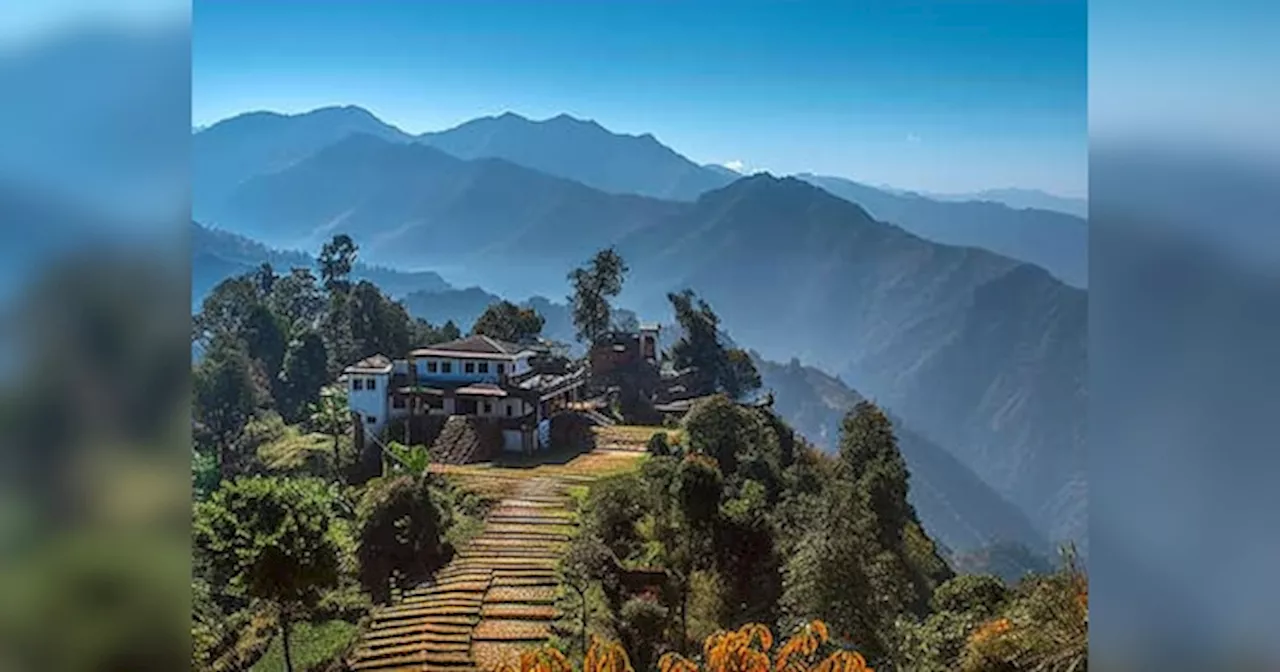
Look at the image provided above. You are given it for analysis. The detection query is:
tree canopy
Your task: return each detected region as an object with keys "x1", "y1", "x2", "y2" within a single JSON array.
[
  {"x1": 668, "y1": 290, "x2": 761, "y2": 400},
  {"x1": 193, "y1": 476, "x2": 341, "y2": 672},
  {"x1": 569, "y1": 248, "x2": 629, "y2": 345},
  {"x1": 472, "y1": 300, "x2": 545, "y2": 344}
]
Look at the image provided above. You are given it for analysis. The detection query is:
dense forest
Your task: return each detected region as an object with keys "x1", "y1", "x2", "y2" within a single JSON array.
[{"x1": 191, "y1": 234, "x2": 1086, "y2": 672}]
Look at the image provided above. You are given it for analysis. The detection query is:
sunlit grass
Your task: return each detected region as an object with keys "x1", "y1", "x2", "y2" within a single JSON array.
[{"x1": 251, "y1": 619, "x2": 359, "y2": 672}]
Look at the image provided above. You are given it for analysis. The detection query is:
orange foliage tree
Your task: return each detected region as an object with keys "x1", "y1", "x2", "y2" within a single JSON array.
[
  {"x1": 494, "y1": 620, "x2": 873, "y2": 672},
  {"x1": 660, "y1": 620, "x2": 872, "y2": 672}
]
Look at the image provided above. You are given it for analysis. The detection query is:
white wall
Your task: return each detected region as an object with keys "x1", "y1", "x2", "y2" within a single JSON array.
[{"x1": 347, "y1": 372, "x2": 390, "y2": 441}]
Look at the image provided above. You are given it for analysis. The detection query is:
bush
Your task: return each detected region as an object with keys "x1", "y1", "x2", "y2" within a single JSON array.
[
  {"x1": 931, "y1": 574, "x2": 1008, "y2": 616},
  {"x1": 355, "y1": 476, "x2": 447, "y2": 604},
  {"x1": 619, "y1": 596, "x2": 669, "y2": 672},
  {"x1": 646, "y1": 432, "x2": 671, "y2": 456},
  {"x1": 250, "y1": 619, "x2": 359, "y2": 672}
]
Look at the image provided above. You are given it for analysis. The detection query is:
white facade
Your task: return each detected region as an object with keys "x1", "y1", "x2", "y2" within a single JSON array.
[
  {"x1": 347, "y1": 370, "x2": 391, "y2": 438},
  {"x1": 407, "y1": 352, "x2": 533, "y2": 384}
]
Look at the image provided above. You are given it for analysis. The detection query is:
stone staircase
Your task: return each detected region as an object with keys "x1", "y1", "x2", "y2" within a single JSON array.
[
  {"x1": 429, "y1": 417, "x2": 502, "y2": 465},
  {"x1": 348, "y1": 476, "x2": 578, "y2": 672}
]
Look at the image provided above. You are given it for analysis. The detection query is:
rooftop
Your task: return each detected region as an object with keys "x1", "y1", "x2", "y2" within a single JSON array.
[
  {"x1": 343, "y1": 353, "x2": 393, "y2": 374},
  {"x1": 410, "y1": 335, "x2": 534, "y2": 360}
]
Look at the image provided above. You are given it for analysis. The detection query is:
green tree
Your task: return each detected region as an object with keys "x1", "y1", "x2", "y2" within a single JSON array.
[
  {"x1": 839, "y1": 401, "x2": 914, "y2": 549},
  {"x1": 355, "y1": 475, "x2": 447, "y2": 604},
  {"x1": 440, "y1": 320, "x2": 462, "y2": 342},
  {"x1": 383, "y1": 440, "x2": 431, "y2": 476},
  {"x1": 253, "y1": 262, "x2": 276, "y2": 295},
  {"x1": 193, "y1": 337, "x2": 267, "y2": 477},
  {"x1": 682, "y1": 394, "x2": 779, "y2": 481},
  {"x1": 618, "y1": 596, "x2": 669, "y2": 672},
  {"x1": 560, "y1": 535, "x2": 617, "y2": 656},
  {"x1": 269, "y1": 267, "x2": 326, "y2": 329},
  {"x1": 279, "y1": 329, "x2": 330, "y2": 423},
  {"x1": 647, "y1": 432, "x2": 671, "y2": 456},
  {"x1": 308, "y1": 388, "x2": 351, "y2": 479},
  {"x1": 721, "y1": 348, "x2": 762, "y2": 400},
  {"x1": 568, "y1": 248, "x2": 628, "y2": 345},
  {"x1": 471, "y1": 300, "x2": 546, "y2": 344},
  {"x1": 668, "y1": 290, "x2": 761, "y2": 400},
  {"x1": 674, "y1": 454, "x2": 723, "y2": 649},
  {"x1": 410, "y1": 318, "x2": 459, "y2": 347},
  {"x1": 193, "y1": 477, "x2": 341, "y2": 672},
  {"x1": 781, "y1": 401, "x2": 947, "y2": 666},
  {"x1": 242, "y1": 302, "x2": 289, "y2": 391},
  {"x1": 346, "y1": 280, "x2": 414, "y2": 359},
  {"x1": 318, "y1": 234, "x2": 358, "y2": 294},
  {"x1": 193, "y1": 275, "x2": 262, "y2": 348},
  {"x1": 932, "y1": 574, "x2": 1009, "y2": 616}
]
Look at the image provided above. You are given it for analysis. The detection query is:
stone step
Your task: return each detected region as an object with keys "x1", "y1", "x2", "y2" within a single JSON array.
[
  {"x1": 491, "y1": 575, "x2": 559, "y2": 587},
  {"x1": 355, "y1": 638, "x2": 469, "y2": 658},
  {"x1": 405, "y1": 583, "x2": 491, "y2": 598},
  {"x1": 472, "y1": 619, "x2": 553, "y2": 642},
  {"x1": 480, "y1": 604, "x2": 558, "y2": 620},
  {"x1": 350, "y1": 653, "x2": 478, "y2": 672},
  {"x1": 450, "y1": 557, "x2": 559, "y2": 569},
  {"x1": 365, "y1": 622, "x2": 472, "y2": 639},
  {"x1": 492, "y1": 568, "x2": 557, "y2": 578},
  {"x1": 372, "y1": 610, "x2": 479, "y2": 626},
  {"x1": 485, "y1": 586, "x2": 557, "y2": 604},
  {"x1": 399, "y1": 595, "x2": 486, "y2": 608},
  {"x1": 484, "y1": 515, "x2": 576, "y2": 525}
]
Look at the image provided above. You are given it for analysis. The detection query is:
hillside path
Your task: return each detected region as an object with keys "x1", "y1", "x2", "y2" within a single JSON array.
[{"x1": 348, "y1": 444, "x2": 645, "y2": 672}]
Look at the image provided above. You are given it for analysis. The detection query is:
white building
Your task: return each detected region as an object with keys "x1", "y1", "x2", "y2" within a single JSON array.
[{"x1": 342, "y1": 335, "x2": 587, "y2": 453}]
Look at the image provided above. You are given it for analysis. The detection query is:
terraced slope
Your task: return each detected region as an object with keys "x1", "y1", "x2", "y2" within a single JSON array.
[
  {"x1": 348, "y1": 448, "x2": 644, "y2": 672},
  {"x1": 591, "y1": 425, "x2": 682, "y2": 453}
]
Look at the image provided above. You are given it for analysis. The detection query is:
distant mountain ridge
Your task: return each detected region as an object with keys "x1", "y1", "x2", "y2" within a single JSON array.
[
  {"x1": 199, "y1": 133, "x2": 682, "y2": 285},
  {"x1": 194, "y1": 106, "x2": 415, "y2": 211},
  {"x1": 193, "y1": 106, "x2": 1086, "y2": 285},
  {"x1": 798, "y1": 173, "x2": 1087, "y2": 287},
  {"x1": 418, "y1": 112, "x2": 730, "y2": 201}
]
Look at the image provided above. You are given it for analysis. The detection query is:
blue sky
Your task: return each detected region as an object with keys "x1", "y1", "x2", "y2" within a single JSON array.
[{"x1": 194, "y1": 1, "x2": 1086, "y2": 197}]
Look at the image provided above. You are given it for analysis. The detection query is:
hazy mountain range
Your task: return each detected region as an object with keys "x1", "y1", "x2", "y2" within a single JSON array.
[
  {"x1": 194, "y1": 106, "x2": 1086, "y2": 287},
  {"x1": 797, "y1": 174, "x2": 1087, "y2": 287},
  {"x1": 191, "y1": 105, "x2": 1087, "y2": 551},
  {"x1": 922, "y1": 187, "x2": 1087, "y2": 219}
]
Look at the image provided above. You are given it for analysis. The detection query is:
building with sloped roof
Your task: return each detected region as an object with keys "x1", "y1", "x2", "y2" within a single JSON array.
[{"x1": 341, "y1": 335, "x2": 587, "y2": 454}]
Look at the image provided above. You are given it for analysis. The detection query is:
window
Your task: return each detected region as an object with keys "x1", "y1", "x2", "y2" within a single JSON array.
[
  {"x1": 393, "y1": 396, "x2": 406, "y2": 409},
  {"x1": 506, "y1": 404, "x2": 514, "y2": 417},
  {"x1": 497, "y1": 363, "x2": 505, "y2": 375},
  {"x1": 479, "y1": 362, "x2": 489, "y2": 374},
  {"x1": 483, "y1": 401, "x2": 493, "y2": 414},
  {"x1": 353, "y1": 378, "x2": 364, "y2": 391},
  {"x1": 366, "y1": 415, "x2": 376, "y2": 425},
  {"x1": 441, "y1": 361, "x2": 452, "y2": 374},
  {"x1": 367, "y1": 378, "x2": 376, "y2": 391},
  {"x1": 464, "y1": 361, "x2": 475, "y2": 374},
  {"x1": 426, "y1": 360, "x2": 438, "y2": 373}
]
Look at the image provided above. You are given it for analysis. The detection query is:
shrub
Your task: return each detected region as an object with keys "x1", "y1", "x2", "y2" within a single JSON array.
[{"x1": 647, "y1": 432, "x2": 671, "y2": 456}]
